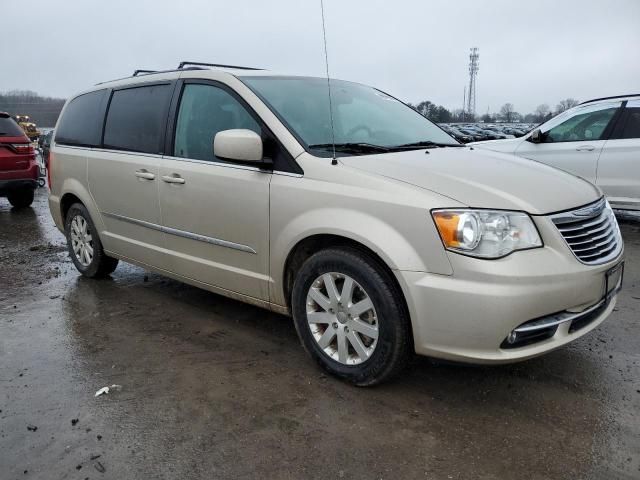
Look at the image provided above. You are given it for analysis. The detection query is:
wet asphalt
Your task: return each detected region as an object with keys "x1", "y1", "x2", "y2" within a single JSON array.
[{"x1": 0, "y1": 189, "x2": 639, "y2": 480}]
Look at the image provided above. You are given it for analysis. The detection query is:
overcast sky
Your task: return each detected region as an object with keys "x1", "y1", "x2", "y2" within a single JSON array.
[{"x1": 2, "y1": 0, "x2": 639, "y2": 114}]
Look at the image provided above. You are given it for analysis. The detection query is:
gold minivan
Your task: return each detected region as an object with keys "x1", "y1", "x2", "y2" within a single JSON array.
[{"x1": 49, "y1": 63, "x2": 624, "y2": 385}]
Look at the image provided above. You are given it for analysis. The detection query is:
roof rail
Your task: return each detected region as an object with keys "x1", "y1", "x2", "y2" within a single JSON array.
[
  {"x1": 96, "y1": 66, "x2": 203, "y2": 85},
  {"x1": 132, "y1": 69, "x2": 158, "y2": 76},
  {"x1": 96, "y1": 63, "x2": 263, "y2": 86},
  {"x1": 177, "y1": 61, "x2": 263, "y2": 71},
  {"x1": 580, "y1": 94, "x2": 640, "y2": 105}
]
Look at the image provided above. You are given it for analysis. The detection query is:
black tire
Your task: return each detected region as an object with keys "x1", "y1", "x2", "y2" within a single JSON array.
[
  {"x1": 292, "y1": 248, "x2": 412, "y2": 386},
  {"x1": 64, "y1": 203, "x2": 119, "y2": 278},
  {"x1": 7, "y1": 189, "x2": 34, "y2": 209}
]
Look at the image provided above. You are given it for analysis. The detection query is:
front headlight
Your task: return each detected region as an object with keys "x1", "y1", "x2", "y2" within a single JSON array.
[{"x1": 432, "y1": 209, "x2": 542, "y2": 258}]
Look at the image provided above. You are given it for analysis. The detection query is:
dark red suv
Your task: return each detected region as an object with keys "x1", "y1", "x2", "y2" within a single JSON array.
[{"x1": 0, "y1": 112, "x2": 38, "y2": 208}]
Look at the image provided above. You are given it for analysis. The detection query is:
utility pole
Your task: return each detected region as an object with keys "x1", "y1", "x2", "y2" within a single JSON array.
[
  {"x1": 467, "y1": 47, "x2": 479, "y2": 118},
  {"x1": 462, "y1": 86, "x2": 466, "y2": 122}
]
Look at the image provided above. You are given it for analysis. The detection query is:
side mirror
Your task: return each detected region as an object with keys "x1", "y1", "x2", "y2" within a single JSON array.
[
  {"x1": 214, "y1": 129, "x2": 263, "y2": 163},
  {"x1": 528, "y1": 128, "x2": 543, "y2": 144}
]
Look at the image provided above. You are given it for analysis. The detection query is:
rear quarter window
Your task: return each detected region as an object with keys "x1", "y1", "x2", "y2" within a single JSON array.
[
  {"x1": 103, "y1": 84, "x2": 172, "y2": 154},
  {"x1": 55, "y1": 90, "x2": 108, "y2": 147},
  {"x1": 619, "y1": 101, "x2": 640, "y2": 139}
]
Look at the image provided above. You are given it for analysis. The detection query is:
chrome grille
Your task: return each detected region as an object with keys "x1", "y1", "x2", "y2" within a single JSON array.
[{"x1": 550, "y1": 198, "x2": 623, "y2": 265}]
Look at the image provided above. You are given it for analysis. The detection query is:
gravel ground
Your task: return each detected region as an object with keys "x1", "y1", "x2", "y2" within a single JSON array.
[{"x1": 1, "y1": 189, "x2": 639, "y2": 480}]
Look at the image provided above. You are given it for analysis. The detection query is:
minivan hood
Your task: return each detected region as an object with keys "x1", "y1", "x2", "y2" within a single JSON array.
[{"x1": 340, "y1": 147, "x2": 600, "y2": 215}]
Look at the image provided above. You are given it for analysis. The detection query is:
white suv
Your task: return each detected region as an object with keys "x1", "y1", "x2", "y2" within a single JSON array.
[
  {"x1": 472, "y1": 95, "x2": 640, "y2": 211},
  {"x1": 48, "y1": 63, "x2": 624, "y2": 385}
]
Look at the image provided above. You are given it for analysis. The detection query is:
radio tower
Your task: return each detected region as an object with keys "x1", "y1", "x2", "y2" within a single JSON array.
[{"x1": 467, "y1": 48, "x2": 479, "y2": 118}]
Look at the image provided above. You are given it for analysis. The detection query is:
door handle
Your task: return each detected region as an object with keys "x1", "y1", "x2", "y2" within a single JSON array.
[
  {"x1": 135, "y1": 169, "x2": 155, "y2": 180},
  {"x1": 162, "y1": 174, "x2": 185, "y2": 184},
  {"x1": 576, "y1": 145, "x2": 595, "y2": 152}
]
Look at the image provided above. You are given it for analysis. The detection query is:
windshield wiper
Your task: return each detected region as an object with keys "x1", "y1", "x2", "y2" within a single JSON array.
[
  {"x1": 308, "y1": 141, "x2": 464, "y2": 155},
  {"x1": 308, "y1": 142, "x2": 391, "y2": 154},
  {"x1": 391, "y1": 141, "x2": 464, "y2": 149}
]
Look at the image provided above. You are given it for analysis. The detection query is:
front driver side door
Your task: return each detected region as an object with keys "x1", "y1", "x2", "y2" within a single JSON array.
[
  {"x1": 515, "y1": 102, "x2": 622, "y2": 183},
  {"x1": 159, "y1": 81, "x2": 271, "y2": 301}
]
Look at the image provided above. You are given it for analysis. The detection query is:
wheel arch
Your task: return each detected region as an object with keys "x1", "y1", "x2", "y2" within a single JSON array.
[
  {"x1": 281, "y1": 234, "x2": 411, "y2": 329},
  {"x1": 58, "y1": 179, "x2": 105, "y2": 234},
  {"x1": 60, "y1": 192, "x2": 83, "y2": 223}
]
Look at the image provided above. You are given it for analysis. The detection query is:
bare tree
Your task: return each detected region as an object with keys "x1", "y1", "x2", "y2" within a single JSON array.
[
  {"x1": 415, "y1": 100, "x2": 435, "y2": 118},
  {"x1": 500, "y1": 103, "x2": 515, "y2": 123},
  {"x1": 555, "y1": 98, "x2": 579, "y2": 114},
  {"x1": 534, "y1": 104, "x2": 551, "y2": 122},
  {"x1": 409, "y1": 100, "x2": 453, "y2": 123}
]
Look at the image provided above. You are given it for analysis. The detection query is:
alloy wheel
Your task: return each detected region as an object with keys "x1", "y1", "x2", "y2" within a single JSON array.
[
  {"x1": 70, "y1": 215, "x2": 94, "y2": 267},
  {"x1": 306, "y1": 272, "x2": 379, "y2": 365}
]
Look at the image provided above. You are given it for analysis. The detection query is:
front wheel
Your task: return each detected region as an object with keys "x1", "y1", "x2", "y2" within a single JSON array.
[
  {"x1": 291, "y1": 248, "x2": 412, "y2": 386},
  {"x1": 64, "y1": 203, "x2": 119, "y2": 278}
]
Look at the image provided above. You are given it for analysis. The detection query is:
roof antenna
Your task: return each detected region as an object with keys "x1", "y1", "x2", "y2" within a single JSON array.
[{"x1": 320, "y1": 0, "x2": 337, "y2": 165}]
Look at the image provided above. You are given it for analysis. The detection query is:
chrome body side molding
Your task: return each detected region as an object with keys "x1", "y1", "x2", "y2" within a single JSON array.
[{"x1": 102, "y1": 212, "x2": 257, "y2": 254}]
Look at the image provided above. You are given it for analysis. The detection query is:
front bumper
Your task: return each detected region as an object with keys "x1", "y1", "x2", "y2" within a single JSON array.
[{"x1": 397, "y1": 217, "x2": 624, "y2": 363}]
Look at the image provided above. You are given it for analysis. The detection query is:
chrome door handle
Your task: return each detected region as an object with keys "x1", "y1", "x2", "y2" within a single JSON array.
[
  {"x1": 135, "y1": 169, "x2": 155, "y2": 180},
  {"x1": 162, "y1": 174, "x2": 185, "y2": 184},
  {"x1": 576, "y1": 145, "x2": 595, "y2": 152}
]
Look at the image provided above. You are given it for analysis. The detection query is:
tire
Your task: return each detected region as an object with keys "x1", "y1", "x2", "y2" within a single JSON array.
[
  {"x1": 7, "y1": 189, "x2": 34, "y2": 209},
  {"x1": 292, "y1": 248, "x2": 412, "y2": 386},
  {"x1": 64, "y1": 203, "x2": 119, "y2": 278},
  {"x1": 38, "y1": 178, "x2": 46, "y2": 188}
]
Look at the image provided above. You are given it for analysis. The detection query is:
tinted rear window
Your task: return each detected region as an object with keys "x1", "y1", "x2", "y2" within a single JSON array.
[
  {"x1": 0, "y1": 116, "x2": 25, "y2": 136},
  {"x1": 55, "y1": 90, "x2": 108, "y2": 147},
  {"x1": 103, "y1": 84, "x2": 172, "y2": 154}
]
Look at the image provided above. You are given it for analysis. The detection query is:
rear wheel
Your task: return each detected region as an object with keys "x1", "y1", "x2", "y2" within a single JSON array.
[
  {"x1": 291, "y1": 248, "x2": 412, "y2": 386},
  {"x1": 65, "y1": 203, "x2": 119, "y2": 278},
  {"x1": 7, "y1": 189, "x2": 34, "y2": 209}
]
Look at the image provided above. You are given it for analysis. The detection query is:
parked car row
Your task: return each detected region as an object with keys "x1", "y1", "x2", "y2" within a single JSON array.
[
  {"x1": 46, "y1": 64, "x2": 624, "y2": 385},
  {"x1": 439, "y1": 123, "x2": 535, "y2": 143}
]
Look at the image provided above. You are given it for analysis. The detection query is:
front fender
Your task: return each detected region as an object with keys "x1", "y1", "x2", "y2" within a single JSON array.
[
  {"x1": 281, "y1": 206, "x2": 424, "y2": 265},
  {"x1": 270, "y1": 204, "x2": 453, "y2": 307}
]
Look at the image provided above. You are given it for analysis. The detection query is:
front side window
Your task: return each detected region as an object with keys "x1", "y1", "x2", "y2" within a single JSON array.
[
  {"x1": 55, "y1": 90, "x2": 108, "y2": 147},
  {"x1": 174, "y1": 84, "x2": 260, "y2": 162},
  {"x1": 541, "y1": 103, "x2": 620, "y2": 143},
  {"x1": 241, "y1": 76, "x2": 458, "y2": 156},
  {"x1": 103, "y1": 84, "x2": 172, "y2": 154}
]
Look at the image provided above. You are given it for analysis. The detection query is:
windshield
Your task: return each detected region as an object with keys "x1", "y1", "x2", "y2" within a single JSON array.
[{"x1": 241, "y1": 76, "x2": 458, "y2": 156}]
